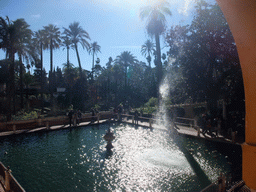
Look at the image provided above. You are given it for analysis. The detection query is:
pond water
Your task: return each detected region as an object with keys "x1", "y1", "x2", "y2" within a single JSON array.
[{"x1": 0, "y1": 123, "x2": 231, "y2": 191}]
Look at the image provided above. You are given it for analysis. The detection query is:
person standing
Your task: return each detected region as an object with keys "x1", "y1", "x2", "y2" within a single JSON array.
[
  {"x1": 134, "y1": 110, "x2": 139, "y2": 125},
  {"x1": 201, "y1": 114, "x2": 207, "y2": 134},
  {"x1": 91, "y1": 108, "x2": 95, "y2": 123},
  {"x1": 68, "y1": 110, "x2": 74, "y2": 126},
  {"x1": 77, "y1": 110, "x2": 82, "y2": 125}
]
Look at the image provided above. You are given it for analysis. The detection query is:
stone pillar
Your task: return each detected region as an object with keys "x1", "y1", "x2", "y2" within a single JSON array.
[
  {"x1": 97, "y1": 114, "x2": 100, "y2": 124},
  {"x1": 218, "y1": 173, "x2": 226, "y2": 192},
  {"x1": 12, "y1": 124, "x2": 16, "y2": 132},
  {"x1": 38, "y1": 118, "x2": 42, "y2": 126},
  {"x1": 46, "y1": 121, "x2": 49, "y2": 129},
  {"x1": 232, "y1": 131, "x2": 237, "y2": 143},
  {"x1": 5, "y1": 167, "x2": 11, "y2": 191},
  {"x1": 149, "y1": 119, "x2": 152, "y2": 128},
  {"x1": 194, "y1": 119, "x2": 200, "y2": 137},
  {"x1": 74, "y1": 118, "x2": 77, "y2": 126}
]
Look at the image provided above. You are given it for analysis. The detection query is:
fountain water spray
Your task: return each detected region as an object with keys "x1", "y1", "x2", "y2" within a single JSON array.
[{"x1": 155, "y1": 58, "x2": 176, "y2": 131}]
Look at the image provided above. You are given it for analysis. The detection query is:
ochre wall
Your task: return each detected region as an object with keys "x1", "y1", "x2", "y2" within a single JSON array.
[{"x1": 216, "y1": 0, "x2": 256, "y2": 189}]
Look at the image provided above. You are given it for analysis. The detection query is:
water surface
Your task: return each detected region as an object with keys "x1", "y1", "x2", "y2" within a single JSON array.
[{"x1": 0, "y1": 123, "x2": 230, "y2": 191}]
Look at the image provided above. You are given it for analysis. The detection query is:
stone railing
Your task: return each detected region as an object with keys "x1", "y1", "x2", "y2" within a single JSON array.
[
  {"x1": 0, "y1": 111, "x2": 114, "y2": 132},
  {"x1": 0, "y1": 162, "x2": 25, "y2": 192}
]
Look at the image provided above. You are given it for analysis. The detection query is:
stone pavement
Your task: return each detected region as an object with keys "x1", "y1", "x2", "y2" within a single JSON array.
[
  {"x1": 0, "y1": 120, "x2": 108, "y2": 137},
  {"x1": 121, "y1": 117, "x2": 239, "y2": 145},
  {"x1": 0, "y1": 117, "x2": 239, "y2": 146}
]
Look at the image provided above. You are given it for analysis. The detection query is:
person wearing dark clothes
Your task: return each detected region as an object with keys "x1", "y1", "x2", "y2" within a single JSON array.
[
  {"x1": 117, "y1": 105, "x2": 123, "y2": 121},
  {"x1": 91, "y1": 108, "x2": 95, "y2": 123},
  {"x1": 118, "y1": 105, "x2": 123, "y2": 115},
  {"x1": 68, "y1": 110, "x2": 74, "y2": 126},
  {"x1": 134, "y1": 110, "x2": 139, "y2": 125},
  {"x1": 77, "y1": 110, "x2": 82, "y2": 125},
  {"x1": 201, "y1": 114, "x2": 207, "y2": 134}
]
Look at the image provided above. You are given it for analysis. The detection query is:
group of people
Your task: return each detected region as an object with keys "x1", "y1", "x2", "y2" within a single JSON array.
[
  {"x1": 113, "y1": 104, "x2": 123, "y2": 122},
  {"x1": 67, "y1": 110, "x2": 82, "y2": 126},
  {"x1": 199, "y1": 113, "x2": 221, "y2": 137}
]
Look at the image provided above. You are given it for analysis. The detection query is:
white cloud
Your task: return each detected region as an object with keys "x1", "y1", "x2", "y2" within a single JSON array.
[{"x1": 178, "y1": 0, "x2": 196, "y2": 16}]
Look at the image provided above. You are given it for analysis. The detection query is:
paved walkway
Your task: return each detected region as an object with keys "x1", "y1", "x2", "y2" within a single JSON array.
[
  {"x1": 121, "y1": 117, "x2": 239, "y2": 145},
  {"x1": 0, "y1": 120, "x2": 109, "y2": 137},
  {"x1": 0, "y1": 117, "x2": 239, "y2": 145}
]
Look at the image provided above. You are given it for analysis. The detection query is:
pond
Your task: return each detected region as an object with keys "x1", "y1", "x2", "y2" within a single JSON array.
[{"x1": 0, "y1": 123, "x2": 232, "y2": 191}]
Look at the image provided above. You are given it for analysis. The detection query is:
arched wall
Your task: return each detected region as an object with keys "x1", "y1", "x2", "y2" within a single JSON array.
[{"x1": 216, "y1": 0, "x2": 256, "y2": 189}]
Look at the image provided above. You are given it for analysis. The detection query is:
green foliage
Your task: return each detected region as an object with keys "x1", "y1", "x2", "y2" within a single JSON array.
[
  {"x1": 165, "y1": 1, "x2": 243, "y2": 106},
  {"x1": 12, "y1": 110, "x2": 38, "y2": 121},
  {"x1": 142, "y1": 106, "x2": 157, "y2": 115},
  {"x1": 1, "y1": 3, "x2": 244, "y2": 123},
  {"x1": 145, "y1": 97, "x2": 158, "y2": 107},
  {"x1": 94, "y1": 104, "x2": 100, "y2": 111},
  {"x1": 140, "y1": 97, "x2": 158, "y2": 114}
]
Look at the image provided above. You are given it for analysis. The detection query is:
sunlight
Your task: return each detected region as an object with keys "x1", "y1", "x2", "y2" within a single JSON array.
[
  {"x1": 91, "y1": 0, "x2": 149, "y2": 8},
  {"x1": 179, "y1": 0, "x2": 196, "y2": 15},
  {"x1": 92, "y1": 0, "x2": 177, "y2": 8}
]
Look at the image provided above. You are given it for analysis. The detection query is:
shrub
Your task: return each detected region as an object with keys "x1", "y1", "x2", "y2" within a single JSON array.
[
  {"x1": 145, "y1": 97, "x2": 158, "y2": 107},
  {"x1": 12, "y1": 110, "x2": 38, "y2": 121}
]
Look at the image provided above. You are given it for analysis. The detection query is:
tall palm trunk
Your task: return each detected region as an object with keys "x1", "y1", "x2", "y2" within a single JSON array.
[
  {"x1": 75, "y1": 43, "x2": 82, "y2": 76},
  {"x1": 19, "y1": 53, "x2": 24, "y2": 109},
  {"x1": 40, "y1": 42, "x2": 44, "y2": 114},
  {"x1": 92, "y1": 52, "x2": 95, "y2": 81},
  {"x1": 148, "y1": 52, "x2": 151, "y2": 68},
  {"x1": 92, "y1": 51, "x2": 95, "y2": 69},
  {"x1": 66, "y1": 47, "x2": 72, "y2": 105},
  {"x1": 67, "y1": 46, "x2": 69, "y2": 64},
  {"x1": 74, "y1": 43, "x2": 86, "y2": 110},
  {"x1": 7, "y1": 49, "x2": 15, "y2": 120},
  {"x1": 155, "y1": 33, "x2": 162, "y2": 86},
  {"x1": 50, "y1": 38, "x2": 53, "y2": 98},
  {"x1": 50, "y1": 38, "x2": 53, "y2": 76},
  {"x1": 124, "y1": 64, "x2": 128, "y2": 92}
]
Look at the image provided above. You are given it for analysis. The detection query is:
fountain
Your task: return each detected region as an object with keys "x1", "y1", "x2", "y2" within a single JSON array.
[
  {"x1": 0, "y1": 120, "x2": 234, "y2": 191},
  {"x1": 103, "y1": 127, "x2": 115, "y2": 151}
]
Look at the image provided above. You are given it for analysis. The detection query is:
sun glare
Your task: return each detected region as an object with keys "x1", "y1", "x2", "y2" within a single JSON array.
[{"x1": 95, "y1": 0, "x2": 161, "y2": 8}]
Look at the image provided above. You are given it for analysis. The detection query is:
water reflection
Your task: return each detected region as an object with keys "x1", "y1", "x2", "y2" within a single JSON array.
[{"x1": 0, "y1": 124, "x2": 230, "y2": 191}]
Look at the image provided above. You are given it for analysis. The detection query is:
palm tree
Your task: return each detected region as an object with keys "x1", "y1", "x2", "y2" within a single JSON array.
[
  {"x1": 0, "y1": 16, "x2": 16, "y2": 118},
  {"x1": 43, "y1": 24, "x2": 61, "y2": 93},
  {"x1": 13, "y1": 18, "x2": 33, "y2": 109},
  {"x1": 115, "y1": 51, "x2": 138, "y2": 91},
  {"x1": 89, "y1": 41, "x2": 101, "y2": 70},
  {"x1": 61, "y1": 34, "x2": 72, "y2": 65},
  {"x1": 63, "y1": 22, "x2": 90, "y2": 77},
  {"x1": 0, "y1": 16, "x2": 10, "y2": 57},
  {"x1": 33, "y1": 29, "x2": 47, "y2": 113},
  {"x1": 141, "y1": 39, "x2": 155, "y2": 67},
  {"x1": 112, "y1": 63, "x2": 124, "y2": 105},
  {"x1": 140, "y1": 1, "x2": 172, "y2": 84},
  {"x1": 34, "y1": 29, "x2": 47, "y2": 63},
  {"x1": 0, "y1": 17, "x2": 34, "y2": 116}
]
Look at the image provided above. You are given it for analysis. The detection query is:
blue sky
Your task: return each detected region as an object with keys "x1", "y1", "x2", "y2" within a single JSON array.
[{"x1": 0, "y1": 0, "x2": 196, "y2": 73}]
